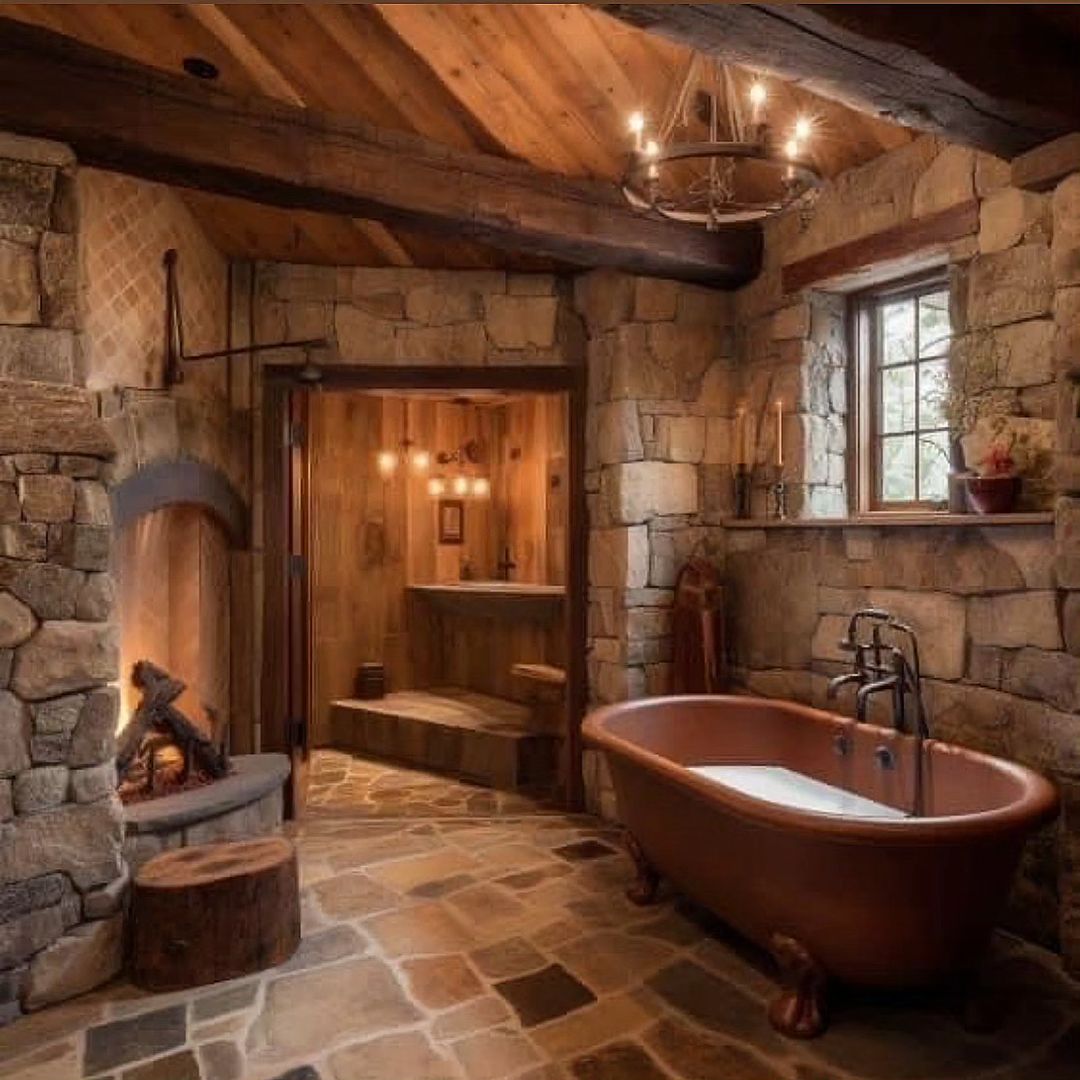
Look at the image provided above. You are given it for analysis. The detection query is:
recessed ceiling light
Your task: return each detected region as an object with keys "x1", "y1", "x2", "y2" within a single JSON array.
[{"x1": 182, "y1": 56, "x2": 219, "y2": 81}]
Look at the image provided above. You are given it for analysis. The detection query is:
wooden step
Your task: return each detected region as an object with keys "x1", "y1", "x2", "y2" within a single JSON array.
[
  {"x1": 510, "y1": 662, "x2": 566, "y2": 687},
  {"x1": 329, "y1": 688, "x2": 558, "y2": 792}
]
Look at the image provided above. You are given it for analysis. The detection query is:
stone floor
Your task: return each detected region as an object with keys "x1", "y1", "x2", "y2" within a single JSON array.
[{"x1": 2, "y1": 750, "x2": 1079, "y2": 1080}]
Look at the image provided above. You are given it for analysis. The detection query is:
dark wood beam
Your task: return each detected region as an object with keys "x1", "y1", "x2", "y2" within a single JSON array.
[
  {"x1": 0, "y1": 18, "x2": 760, "y2": 285},
  {"x1": 781, "y1": 201, "x2": 978, "y2": 295},
  {"x1": 600, "y1": 5, "x2": 1080, "y2": 159},
  {"x1": 1011, "y1": 133, "x2": 1080, "y2": 193}
]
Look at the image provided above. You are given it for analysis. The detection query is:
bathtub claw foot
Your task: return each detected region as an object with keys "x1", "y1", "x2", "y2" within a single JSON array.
[
  {"x1": 624, "y1": 832, "x2": 661, "y2": 906},
  {"x1": 768, "y1": 933, "x2": 829, "y2": 1039}
]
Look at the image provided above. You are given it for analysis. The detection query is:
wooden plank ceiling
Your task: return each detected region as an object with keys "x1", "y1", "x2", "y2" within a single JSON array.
[{"x1": 4, "y1": 3, "x2": 911, "y2": 271}]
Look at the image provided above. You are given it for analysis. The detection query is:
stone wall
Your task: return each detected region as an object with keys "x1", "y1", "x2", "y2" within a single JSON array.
[
  {"x1": 0, "y1": 135, "x2": 124, "y2": 1020},
  {"x1": 717, "y1": 135, "x2": 1080, "y2": 971},
  {"x1": 575, "y1": 270, "x2": 735, "y2": 816}
]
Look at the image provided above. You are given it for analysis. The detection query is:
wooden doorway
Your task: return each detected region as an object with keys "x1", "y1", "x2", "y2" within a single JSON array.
[{"x1": 262, "y1": 365, "x2": 588, "y2": 815}]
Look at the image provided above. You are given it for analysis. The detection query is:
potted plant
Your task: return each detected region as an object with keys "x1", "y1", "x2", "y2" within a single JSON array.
[{"x1": 965, "y1": 436, "x2": 1021, "y2": 514}]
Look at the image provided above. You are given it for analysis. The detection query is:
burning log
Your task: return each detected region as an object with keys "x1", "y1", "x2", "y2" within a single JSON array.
[{"x1": 117, "y1": 660, "x2": 229, "y2": 800}]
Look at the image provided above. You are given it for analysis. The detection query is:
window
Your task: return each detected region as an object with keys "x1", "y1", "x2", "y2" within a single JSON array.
[{"x1": 851, "y1": 275, "x2": 952, "y2": 511}]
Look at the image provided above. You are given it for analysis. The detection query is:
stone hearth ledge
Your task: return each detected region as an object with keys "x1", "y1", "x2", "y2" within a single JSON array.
[
  {"x1": 124, "y1": 753, "x2": 290, "y2": 835},
  {"x1": 723, "y1": 512, "x2": 1054, "y2": 529}
]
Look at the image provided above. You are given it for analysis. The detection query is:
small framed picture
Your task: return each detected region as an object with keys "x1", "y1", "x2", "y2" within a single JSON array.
[{"x1": 438, "y1": 499, "x2": 464, "y2": 545}]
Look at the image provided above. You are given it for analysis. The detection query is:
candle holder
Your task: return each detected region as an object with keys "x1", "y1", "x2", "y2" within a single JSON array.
[
  {"x1": 769, "y1": 466, "x2": 788, "y2": 521},
  {"x1": 733, "y1": 463, "x2": 752, "y2": 519}
]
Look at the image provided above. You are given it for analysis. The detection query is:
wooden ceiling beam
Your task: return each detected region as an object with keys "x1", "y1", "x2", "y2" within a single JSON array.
[
  {"x1": 0, "y1": 17, "x2": 759, "y2": 284},
  {"x1": 598, "y1": 4, "x2": 1080, "y2": 159}
]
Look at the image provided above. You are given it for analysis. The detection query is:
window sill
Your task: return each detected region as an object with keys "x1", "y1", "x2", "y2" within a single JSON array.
[{"x1": 722, "y1": 512, "x2": 1054, "y2": 530}]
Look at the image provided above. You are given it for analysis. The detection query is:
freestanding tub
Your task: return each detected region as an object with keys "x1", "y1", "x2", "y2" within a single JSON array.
[{"x1": 583, "y1": 695, "x2": 1059, "y2": 1036}]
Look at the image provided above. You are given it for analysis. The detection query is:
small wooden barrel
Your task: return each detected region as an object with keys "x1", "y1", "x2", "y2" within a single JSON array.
[{"x1": 131, "y1": 836, "x2": 300, "y2": 991}]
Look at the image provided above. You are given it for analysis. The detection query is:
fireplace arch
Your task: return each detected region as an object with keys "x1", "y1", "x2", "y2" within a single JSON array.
[{"x1": 111, "y1": 459, "x2": 248, "y2": 742}]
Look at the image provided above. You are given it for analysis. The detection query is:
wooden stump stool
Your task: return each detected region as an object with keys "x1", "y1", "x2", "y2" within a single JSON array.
[{"x1": 131, "y1": 836, "x2": 300, "y2": 991}]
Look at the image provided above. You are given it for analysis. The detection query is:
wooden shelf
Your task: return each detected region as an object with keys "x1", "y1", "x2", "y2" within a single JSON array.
[{"x1": 722, "y1": 512, "x2": 1054, "y2": 530}]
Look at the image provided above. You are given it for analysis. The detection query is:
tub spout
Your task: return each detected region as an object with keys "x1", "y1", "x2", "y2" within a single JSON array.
[
  {"x1": 826, "y1": 671, "x2": 863, "y2": 700},
  {"x1": 855, "y1": 675, "x2": 898, "y2": 724}
]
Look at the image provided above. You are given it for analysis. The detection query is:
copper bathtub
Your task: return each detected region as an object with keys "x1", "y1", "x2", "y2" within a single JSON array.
[{"x1": 583, "y1": 695, "x2": 1059, "y2": 1036}]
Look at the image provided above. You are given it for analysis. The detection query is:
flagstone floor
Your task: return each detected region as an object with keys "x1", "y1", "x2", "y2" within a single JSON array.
[{"x1": 2, "y1": 749, "x2": 1079, "y2": 1080}]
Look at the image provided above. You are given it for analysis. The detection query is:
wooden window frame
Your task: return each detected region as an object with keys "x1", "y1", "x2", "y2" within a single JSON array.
[{"x1": 849, "y1": 270, "x2": 952, "y2": 515}]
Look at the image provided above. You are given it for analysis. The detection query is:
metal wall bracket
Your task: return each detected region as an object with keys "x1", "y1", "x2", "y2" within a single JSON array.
[{"x1": 164, "y1": 248, "x2": 328, "y2": 386}]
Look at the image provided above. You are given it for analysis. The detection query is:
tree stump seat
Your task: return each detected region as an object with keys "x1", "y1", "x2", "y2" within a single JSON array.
[{"x1": 131, "y1": 836, "x2": 300, "y2": 991}]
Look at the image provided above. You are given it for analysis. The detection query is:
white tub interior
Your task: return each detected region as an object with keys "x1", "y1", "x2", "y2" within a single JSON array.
[{"x1": 689, "y1": 765, "x2": 908, "y2": 820}]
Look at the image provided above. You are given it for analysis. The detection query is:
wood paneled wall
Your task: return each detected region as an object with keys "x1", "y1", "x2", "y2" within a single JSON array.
[{"x1": 310, "y1": 391, "x2": 566, "y2": 744}]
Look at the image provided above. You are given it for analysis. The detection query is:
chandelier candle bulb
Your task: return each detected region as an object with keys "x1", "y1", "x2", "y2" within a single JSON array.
[
  {"x1": 775, "y1": 399, "x2": 784, "y2": 468},
  {"x1": 749, "y1": 80, "x2": 767, "y2": 125},
  {"x1": 628, "y1": 110, "x2": 645, "y2": 152},
  {"x1": 377, "y1": 451, "x2": 397, "y2": 478}
]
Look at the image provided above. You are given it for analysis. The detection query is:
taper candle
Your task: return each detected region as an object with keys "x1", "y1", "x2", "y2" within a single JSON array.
[{"x1": 775, "y1": 399, "x2": 784, "y2": 467}]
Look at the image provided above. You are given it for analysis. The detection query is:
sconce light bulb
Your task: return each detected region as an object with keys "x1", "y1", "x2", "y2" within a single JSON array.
[
  {"x1": 784, "y1": 137, "x2": 800, "y2": 160},
  {"x1": 748, "y1": 82, "x2": 767, "y2": 108},
  {"x1": 628, "y1": 111, "x2": 645, "y2": 135},
  {"x1": 453, "y1": 476, "x2": 469, "y2": 496},
  {"x1": 427, "y1": 477, "x2": 445, "y2": 498},
  {"x1": 794, "y1": 116, "x2": 812, "y2": 141},
  {"x1": 411, "y1": 449, "x2": 431, "y2": 472},
  {"x1": 644, "y1": 139, "x2": 661, "y2": 159},
  {"x1": 377, "y1": 451, "x2": 397, "y2": 477},
  {"x1": 472, "y1": 477, "x2": 491, "y2": 498}
]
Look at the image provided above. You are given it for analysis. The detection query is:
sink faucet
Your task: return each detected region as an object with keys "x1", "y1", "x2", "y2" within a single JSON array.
[{"x1": 496, "y1": 547, "x2": 517, "y2": 581}]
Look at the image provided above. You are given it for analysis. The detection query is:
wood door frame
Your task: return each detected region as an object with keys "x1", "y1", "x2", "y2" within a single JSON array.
[{"x1": 261, "y1": 363, "x2": 589, "y2": 812}]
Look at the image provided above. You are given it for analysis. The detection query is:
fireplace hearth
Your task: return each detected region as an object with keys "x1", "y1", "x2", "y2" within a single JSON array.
[{"x1": 116, "y1": 660, "x2": 230, "y2": 803}]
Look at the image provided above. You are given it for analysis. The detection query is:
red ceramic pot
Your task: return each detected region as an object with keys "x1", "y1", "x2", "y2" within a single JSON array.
[{"x1": 966, "y1": 474, "x2": 1021, "y2": 514}]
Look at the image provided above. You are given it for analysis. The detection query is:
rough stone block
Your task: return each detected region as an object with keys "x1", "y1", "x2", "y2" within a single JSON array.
[
  {"x1": 0, "y1": 778, "x2": 10, "y2": 821},
  {"x1": 68, "y1": 687, "x2": 119, "y2": 768},
  {"x1": 911, "y1": 144, "x2": 975, "y2": 218},
  {"x1": 1063, "y1": 592, "x2": 1080, "y2": 656},
  {"x1": 979, "y1": 187, "x2": 1049, "y2": 254},
  {"x1": 588, "y1": 526, "x2": 649, "y2": 589},
  {"x1": 0, "y1": 689, "x2": 30, "y2": 776},
  {"x1": 75, "y1": 573, "x2": 114, "y2": 622},
  {"x1": 10, "y1": 620, "x2": 119, "y2": 701},
  {"x1": 72, "y1": 481, "x2": 110, "y2": 527},
  {"x1": 56, "y1": 455, "x2": 100, "y2": 480},
  {"x1": 0, "y1": 797, "x2": 123, "y2": 891},
  {"x1": 13, "y1": 764, "x2": 69, "y2": 814},
  {"x1": 24, "y1": 912, "x2": 124, "y2": 1011},
  {"x1": 17, "y1": 473, "x2": 74, "y2": 523},
  {"x1": 987, "y1": 319, "x2": 1054, "y2": 388},
  {"x1": 404, "y1": 285, "x2": 479, "y2": 326},
  {"x1": 485, "y1": 295, "x2": 558, "y2": 349},
  {"x1": 0, "y1": 326, "x2": 76, "y2": 384},
  {"x1": 0, "y1": 482, "x2": 17, "y2": 523},
  {"x1": 70, "y1": 761, "x2": 117, "y2": 804},
  {"x1": 0, "y1": 158, "x2": 55, "y2": 228},
  {"x1": 82, "y1": 865, "x2": 129, "y2": 921},
  {"x1": 47, "y1": 523, "x2": 110, "y2": 571},
  {"x1": 574, "y1": 270, "x2": 634, "y2": 333},
  {"x1": 333, "y1": 304, "x2": 396, "y2": 362},
  {"x1": 591, "y1": 400, "x2": 642, "y2": 466},
  {"x1": 966, "y1": 244, "x2": 1053, "y2": 328},
  {"x1": 0, "y1": 523, "x2": 47, "y2": 561},
  {"x1": 39, "y1": 231, "x2": 76, "y2": 329},
  {"x1": 811, "y1": 613, "x2": 850, "y2": 664},
  {"x1": 0, "y1": 904, "x2": 64, "y2": 970},
  {"x1": 654, "y1": 416, "x2": 705, "y2": 463},
  {"x1": 603, "y1": 462, "x2": 698, "y2": 524},
  {"x1": 632, "y1": 278, "x2": 678, "y2": 322},
  {"x1": 771, "y1": 303, "x2": 810, "y2": 341},
  {"x1": 1057, "y1": 497, "x2": 1080, "y2": 587},
  {"x1": 2, "y1": 561, "x2": 82, "y2": 620},
  {"x1": 968, "y1": 592, "x2": 1062, "y2": 650},
  {"x1": 0, "y1": 591, "x2": 35, "y2": 648},
  {"x1": 1002, "y1": 647, "x2": 1080, "y2": 712},
  {"x1": 0, "y1": 238, "x2": 39, "y2": 325},
  {"x1": 1051, "y1": 173, "x2": 1080, "y2": 286}
]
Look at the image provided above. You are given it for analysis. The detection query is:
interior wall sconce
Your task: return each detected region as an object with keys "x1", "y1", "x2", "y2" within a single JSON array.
[{"x1": 428, "y1": 438, "x2": 490, "y2": 499}]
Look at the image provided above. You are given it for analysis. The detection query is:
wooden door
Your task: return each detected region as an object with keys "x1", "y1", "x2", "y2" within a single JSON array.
[{"x1": 285, "y1": 388, "x2": 312, "y2": 817}]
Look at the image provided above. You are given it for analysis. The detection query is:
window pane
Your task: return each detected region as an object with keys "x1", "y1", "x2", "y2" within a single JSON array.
[
  {"x1": 918, "y1": 291, "x2": 951, "y2": 356},
  {"x1": 881, "y1": 299, "x2": 916, "y2": 366},
  {"x1": 881, "y1": 435, "x2": 916, "y2": 502},
  {"x1": 880, "y1": 366, "x2": 916, "y2": 433},
  {"x1": 919, "y1": 359, "x2": 949, "y2": 429},
  {"x1": 919, "y1": 431, "x2": 951, "y2": 503}
]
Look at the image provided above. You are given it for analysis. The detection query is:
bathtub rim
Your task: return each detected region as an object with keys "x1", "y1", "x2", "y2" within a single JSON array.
[{"x1": 583, "y1": 694, "x2": 1060, "y2": 844}]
